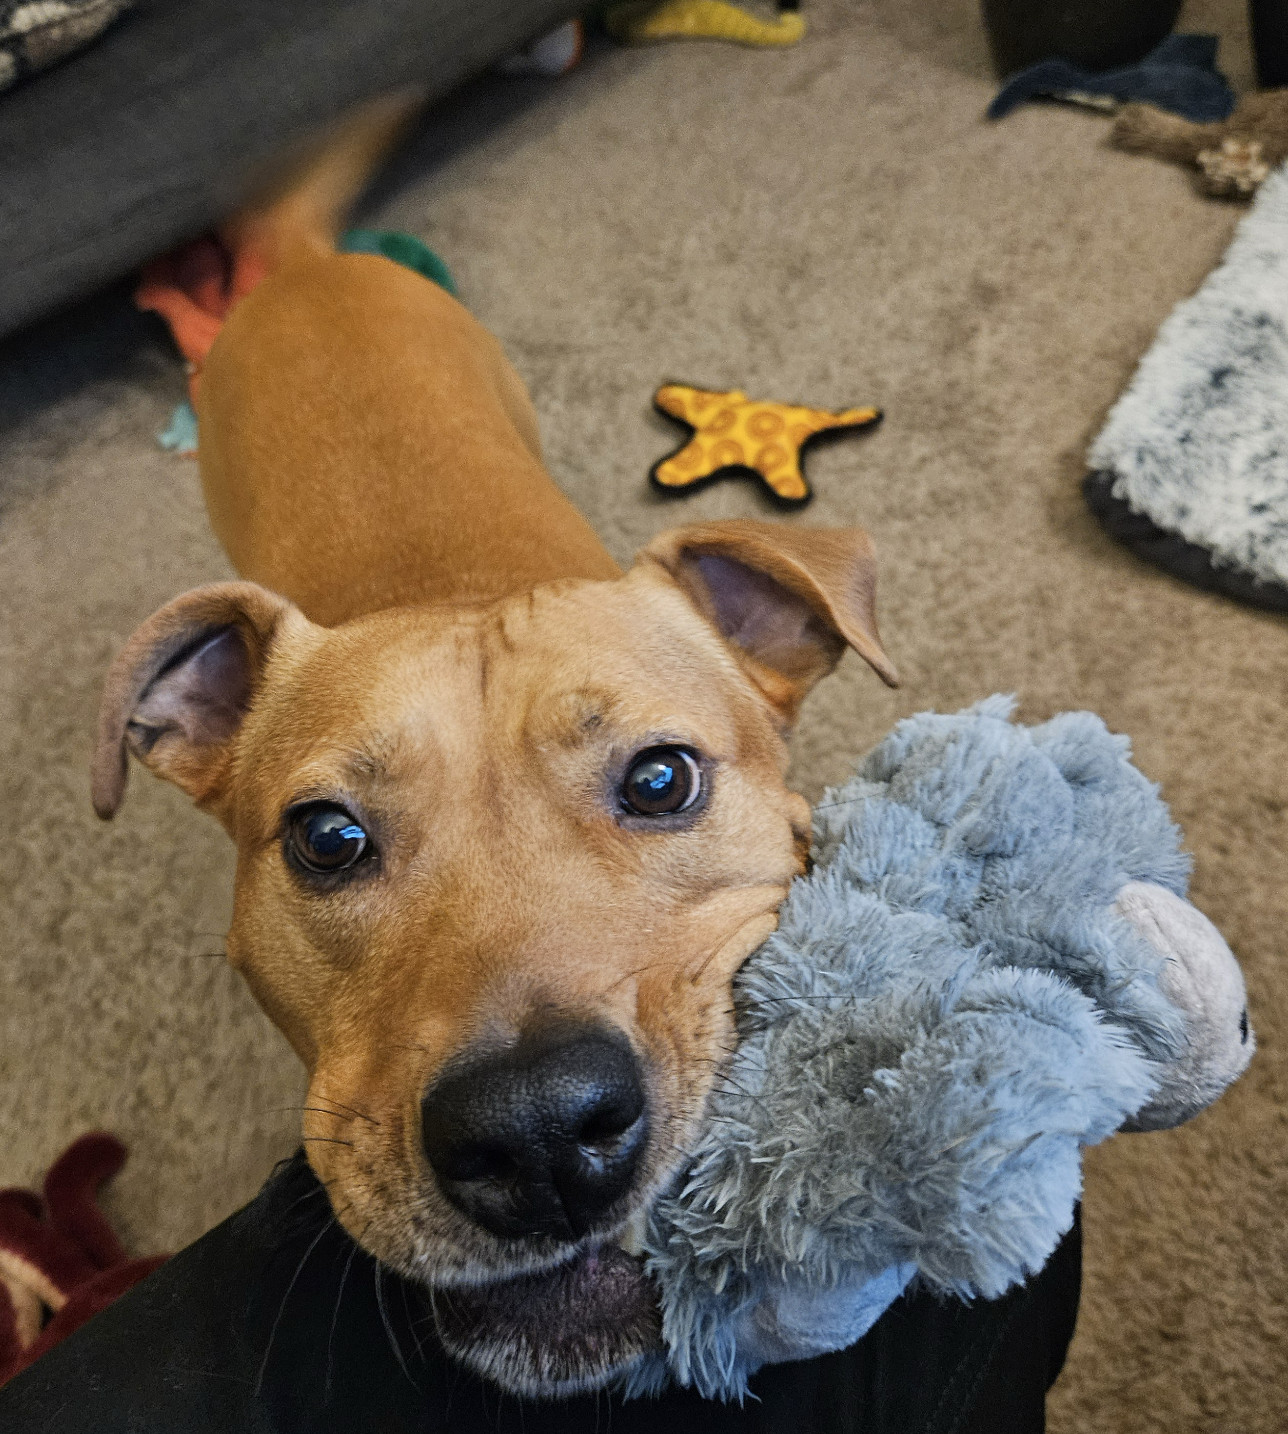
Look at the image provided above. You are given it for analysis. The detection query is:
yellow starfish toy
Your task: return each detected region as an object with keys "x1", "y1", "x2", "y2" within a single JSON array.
[
  {"x1": 605, "y1": 1, "x2": 806, "y2": 48},
  {"x1": 650, "y1": 383, "x2": 881, "y2": 506}
]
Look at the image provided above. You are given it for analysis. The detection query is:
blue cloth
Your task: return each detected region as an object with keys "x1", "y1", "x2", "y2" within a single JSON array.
[{"x1": 988, "y1": 33, "x2": 1235, "y2": 123}]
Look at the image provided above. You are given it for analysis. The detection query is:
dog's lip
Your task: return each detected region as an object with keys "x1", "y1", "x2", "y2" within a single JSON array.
[{"x1": 431, "y1": 1240, "x2": 662, "y2": 1395}]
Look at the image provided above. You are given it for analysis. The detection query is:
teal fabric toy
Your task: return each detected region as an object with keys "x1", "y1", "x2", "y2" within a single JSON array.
[{"x1": 339, "y1": 228, "x2": 458, "y2": 295}]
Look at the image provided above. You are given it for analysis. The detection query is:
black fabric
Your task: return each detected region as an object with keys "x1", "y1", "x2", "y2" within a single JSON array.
[
  {"x1": 1250, "y1": 0, "x2": 1288, "y2": 87},
  {"x1": 0, "y1": 1152, "x2": 1081, "y2": 1434},
  {"x1": 1084, "y1": 469, "x2": 1288, "y2": 612},
  {"x1": 0, "y1": 0, "x2": 583, "y2": 338},
  {"x1": 980, "y1": 0, "x2": 1182, "y2": 77},
  {"x1": 0, "y1": 0, "x2": 134, "y2": 95}
]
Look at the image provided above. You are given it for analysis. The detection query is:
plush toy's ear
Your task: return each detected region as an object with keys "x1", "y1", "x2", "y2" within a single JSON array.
[
  {"x1": 91, "y1": 582, "x2": 297, "y2": 819},
  {"x1": 640, "y1": 519, "x2": 898, "y2": 724}
]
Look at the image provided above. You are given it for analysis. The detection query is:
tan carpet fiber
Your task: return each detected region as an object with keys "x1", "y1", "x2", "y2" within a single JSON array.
[{"x1": 1, "y1": 2, "x2": 1284, "y2": 1426}]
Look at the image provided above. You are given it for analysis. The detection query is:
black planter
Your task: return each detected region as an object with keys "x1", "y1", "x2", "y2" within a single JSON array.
[{"x1": 981, "y1": 0, "x2": 1183, "y2": 78}]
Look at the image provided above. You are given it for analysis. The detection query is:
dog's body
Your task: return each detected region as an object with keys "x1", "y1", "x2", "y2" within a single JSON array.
[
  {"x1": 201, "y1": 216, "x2": 618, "y2": 617},
  {"x1": 92, "y1": 98, "x2": 897, "y2": 1395}
]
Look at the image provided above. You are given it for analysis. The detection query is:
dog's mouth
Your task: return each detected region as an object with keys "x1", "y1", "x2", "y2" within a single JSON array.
[{"x1": 431, "y1": 1241, "x2": 662, "y2": 1397}]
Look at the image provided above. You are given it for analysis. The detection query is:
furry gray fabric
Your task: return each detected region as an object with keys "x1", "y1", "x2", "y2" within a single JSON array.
[
  {"x1": 631, "y1": 699, "x2": 1252, "y2": 1400},
  {"x1": 1087, "y1": 162, "x2": 1288, "y2": 594}
]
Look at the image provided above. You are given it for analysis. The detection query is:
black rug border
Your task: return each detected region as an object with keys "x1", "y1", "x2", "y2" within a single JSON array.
[{"x1": 1083, "y1": 469, "x2": 1288, "y2": 614}]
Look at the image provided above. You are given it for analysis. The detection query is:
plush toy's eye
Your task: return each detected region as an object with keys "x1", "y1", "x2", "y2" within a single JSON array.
[
  {"x1": 620, "y1": 748, "x2": 702, "y2": 817},
  {"x1": 287, "y1": 804, "x2": 371, "y2": 874}
]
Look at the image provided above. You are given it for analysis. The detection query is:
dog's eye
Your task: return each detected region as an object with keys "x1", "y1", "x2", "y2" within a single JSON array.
[
  {"x1": 620, "y1": 747, "x2": 701, "y2": 817},
  {"x1": 287, "y1": 804, "x2": 370, "y2": 873}
]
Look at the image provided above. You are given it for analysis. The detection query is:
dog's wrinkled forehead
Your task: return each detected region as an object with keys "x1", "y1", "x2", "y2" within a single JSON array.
[{"x1": 234, "y1": 576, "x2": 771, "y2": 824}]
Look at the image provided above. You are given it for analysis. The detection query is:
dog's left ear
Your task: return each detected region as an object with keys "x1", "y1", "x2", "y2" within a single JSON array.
[{"x1": 641, "y1": 519, "x2": 898, "y2": 725}]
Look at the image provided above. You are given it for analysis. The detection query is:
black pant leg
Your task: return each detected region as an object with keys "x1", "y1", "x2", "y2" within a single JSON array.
[
  {"x1": 740, "y1": 1208, "x2": 1081, "y2": 1434},
  {"x1": 0, "y1": 1156, "x2": 1082, "y2": 1434}
]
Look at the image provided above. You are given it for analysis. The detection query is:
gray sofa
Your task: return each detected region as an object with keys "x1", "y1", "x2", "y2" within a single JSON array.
[{"x1": 0, "y1": 0, "x2": 583, "y2": 339}]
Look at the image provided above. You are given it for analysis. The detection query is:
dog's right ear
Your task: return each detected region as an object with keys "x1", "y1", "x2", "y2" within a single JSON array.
[{"x1": 91, "y1": 582, "x2": 297, "y2": 820}]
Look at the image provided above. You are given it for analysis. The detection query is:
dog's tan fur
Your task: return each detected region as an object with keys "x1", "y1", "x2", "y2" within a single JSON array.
[{"x1": 91, "y1": 97, "x2": 897, "y2": 1390}]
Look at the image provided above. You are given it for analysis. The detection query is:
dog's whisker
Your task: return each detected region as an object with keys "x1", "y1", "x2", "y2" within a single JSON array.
[
  {"x1": 711, "y1": 1079, "x2": 770, "y2": 1111},
  {"x1": 288, "y1": 1170, "x2": 344, "y2": 1204},
  {"x1": 375, "y1": 1263, "x2": 417, "y2": 1388},
  {"x1": 267, "y1": 1104, "x2": 361, "y2": 1124},
  {"x1": 285, "y1": 1184, "x2": 326, "y2": 1203},
  {"x1": 736, "y1": 994, "x2": 854, "y2": 1005},
  {"x1": 600, "y1": 959, "x2": 669, "y2": 994},
  {"x1": 399, "y1": 1279, "x2": 428, "y2": 1364},
  {"x1": 325, "y1": 1240, "x2": 360, "y2": 1398},
  {"x1": 427, "y1": 1283, "x2": 459, "y2": 1329},
  {"x1": 311, "y1": 1093, "x2": 381, "y2": 1126},
  {"x1": 275, "y1": 1175, "x2": 354, "y2": 1225},
  {"x1": 276, "y1": 1186, "x2": 327, "y2": 1220},
  {"x1": 706, "y1": 1072, "x2": 777, "y2": 1120},
  {"x1": 254, "y1": 1218, "x2": 336, "y2": 1396},
  {"x1": 686, "y1": 933, "x2": 742, "y2": 986}
]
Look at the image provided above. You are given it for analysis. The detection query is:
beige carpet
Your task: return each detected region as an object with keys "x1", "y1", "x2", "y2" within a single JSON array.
[{"x1": 1, "y1": 1, "x2": 1284, "y2": 1426}]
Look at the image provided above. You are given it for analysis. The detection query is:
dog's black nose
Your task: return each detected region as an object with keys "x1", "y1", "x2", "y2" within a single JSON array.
[{"x1": 421, "y1": 1021, "x2": 647, "y2": 1241}]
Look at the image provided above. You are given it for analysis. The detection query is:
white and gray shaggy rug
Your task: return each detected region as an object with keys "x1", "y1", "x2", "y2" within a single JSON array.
[{"x1": 1085, "y1": 162, "x2": 1288, "y2": 611}]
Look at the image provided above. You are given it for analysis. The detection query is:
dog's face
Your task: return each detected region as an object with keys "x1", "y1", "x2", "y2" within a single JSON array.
[{"x1": 92, "y1": 520, "x2": 895, "y2": 1395}]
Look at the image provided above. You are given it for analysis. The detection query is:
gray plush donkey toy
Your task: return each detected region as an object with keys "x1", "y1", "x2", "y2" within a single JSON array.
[{"x1": 626, "y1": 698, "x2": 1252, "y2": 1399}]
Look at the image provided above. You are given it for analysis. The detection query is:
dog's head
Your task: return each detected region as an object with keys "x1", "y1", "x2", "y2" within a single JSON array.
[{"x1": 92, "y1": 519, "x2": 895, "y2": 1395}]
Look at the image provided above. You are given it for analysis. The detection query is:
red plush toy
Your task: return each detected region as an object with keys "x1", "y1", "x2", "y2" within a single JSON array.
[{"x1": 0, "y1": 1134, "x2": 166, "y2": 1386}]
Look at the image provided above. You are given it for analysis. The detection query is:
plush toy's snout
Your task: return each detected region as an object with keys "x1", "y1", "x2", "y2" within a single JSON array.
[{"x1": 1115, "y1": 881, "x2": 1254, "y2": 1131}]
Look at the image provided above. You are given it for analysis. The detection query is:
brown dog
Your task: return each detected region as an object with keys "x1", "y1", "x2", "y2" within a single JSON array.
[{"x1": 91, "y1": 97, "x2": 898, "y2": 1396}]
